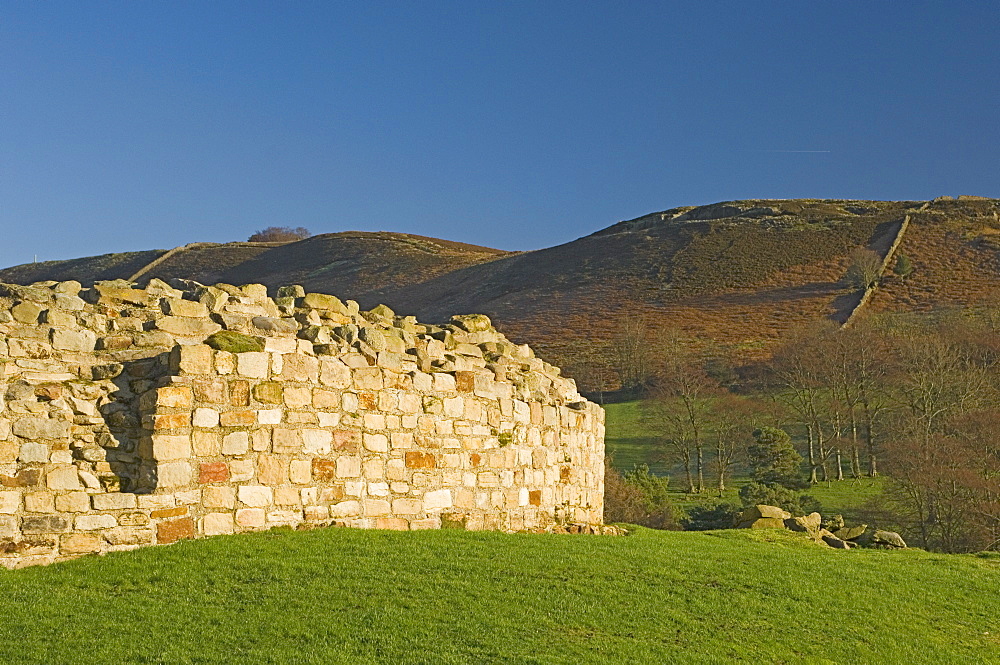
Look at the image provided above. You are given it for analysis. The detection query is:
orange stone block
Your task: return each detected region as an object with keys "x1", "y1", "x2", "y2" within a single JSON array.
[
  {"x1": 151, "y1": 506, "x2": 188, "y2": 519},
  {"x1": 405, "y1": 451, "x2": 436, "y2": 469},
  {"x1": 529, "y1": 490, "x2": 542, "y2": 507},
  {"x1": 157, "y1": 517, "x2": 195, "y2": 544},
  {"x1": 199, "y1": 462, "x2": 229, "y2": 483},
  {"x1": 153, "y1": 413, "x2": 190, "y2": 430},
  {"x1": 312, "y1": 459, "x2": 337, "y2": 481},
  {"x1": 455, "y1": 371, "x2": 476, "y2": 392},
  {"x1": 333, "y1": 430, "x2": 359, "y2": 452},
  {"x1": 230, "y1": 380, "x2": 250, "y2": 407}
]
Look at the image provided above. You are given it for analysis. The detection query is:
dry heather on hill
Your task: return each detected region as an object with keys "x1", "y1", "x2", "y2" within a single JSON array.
[{"x1": 4, "y1": 197, "x2": 999, "y2": 389}]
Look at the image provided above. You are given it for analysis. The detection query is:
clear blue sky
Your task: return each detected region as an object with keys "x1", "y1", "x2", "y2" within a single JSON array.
[{"x1": 2, "y1": 1, "x2": 998, "y2": 268}]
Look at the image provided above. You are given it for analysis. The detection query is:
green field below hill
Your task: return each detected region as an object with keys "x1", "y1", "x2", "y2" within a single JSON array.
[
  {"x1": 2, "y1": 527, "x2": 998, "y2": 664},
  {"x1": 604, "y1": 400, "x2": 889, "y2": 523}
]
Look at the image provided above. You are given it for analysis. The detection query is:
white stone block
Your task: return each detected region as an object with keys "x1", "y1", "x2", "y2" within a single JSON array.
[{"x1": 238, "y1": 485, "x2": 273, "y2": 507}]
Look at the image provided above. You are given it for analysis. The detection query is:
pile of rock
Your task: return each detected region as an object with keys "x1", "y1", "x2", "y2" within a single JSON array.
[{"x1": 737, "y1": 505, "x2": 907, "y2": 550}]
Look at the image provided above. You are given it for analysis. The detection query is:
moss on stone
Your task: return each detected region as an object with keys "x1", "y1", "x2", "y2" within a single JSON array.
[{"x1": 205, "y1": 330, "x2": 265, "y2": 354}]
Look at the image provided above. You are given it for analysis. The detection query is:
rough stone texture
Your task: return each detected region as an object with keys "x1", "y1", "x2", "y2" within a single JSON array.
[{"x1": 0, "y1": 279, "x2": 604, "y2": 568}]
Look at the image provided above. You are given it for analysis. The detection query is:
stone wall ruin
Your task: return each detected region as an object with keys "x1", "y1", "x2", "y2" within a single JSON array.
[{"x1": 0, "y1": 279, "x2": 604, "y2": 568}]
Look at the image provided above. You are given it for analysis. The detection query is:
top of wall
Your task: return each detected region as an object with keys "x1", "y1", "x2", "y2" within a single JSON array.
[{"x1": 0, "y1": 277, "x2": 587, "y2": 408}]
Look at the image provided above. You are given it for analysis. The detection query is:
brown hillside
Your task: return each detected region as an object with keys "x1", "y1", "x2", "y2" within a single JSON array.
[{"x1": 4, "y1": 198, "x2": 1000, "y2": 389}]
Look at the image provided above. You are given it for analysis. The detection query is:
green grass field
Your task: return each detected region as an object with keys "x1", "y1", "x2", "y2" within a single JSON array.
[{"x1": 1, "y1": 527, "x2": 998, "y2": 664}]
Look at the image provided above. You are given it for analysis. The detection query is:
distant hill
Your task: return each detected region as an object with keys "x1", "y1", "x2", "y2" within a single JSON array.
[{"x1": 5, "y1": 197, "x2": 999, "y2": 387}]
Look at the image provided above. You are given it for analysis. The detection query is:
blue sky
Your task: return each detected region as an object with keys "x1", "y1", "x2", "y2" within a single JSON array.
[{"x1": 2, "y1": 1, "x2": 998, "y2": 268}]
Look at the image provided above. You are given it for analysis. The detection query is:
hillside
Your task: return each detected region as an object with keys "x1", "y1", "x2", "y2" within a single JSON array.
[
  {"x1": 4, "y1": 197, "x2": 1000, "y2": 386},
  {"x1": 1, "y1": 527, "x2": 998, "y2": 663}
]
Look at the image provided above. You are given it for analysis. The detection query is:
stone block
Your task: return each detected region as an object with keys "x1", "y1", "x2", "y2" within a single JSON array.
[
  {"x1": 236, "y1": 352, "x2": 269, "y2": 378},
  {"x1": 157, "y1": 517, "x2": 195, "y2": 543},
  {"x1": 11, "y1": 301, "x2": 44, "y2": 324},
  {"x1": 46, "y1": 466, "x2": 82, "y2": 491},
  {"x1": 423, "y1": 489, "x2": 453, "y2": 511},
  {"x1": 61, "y1": 532, "x2": 102, "y2": 554},
  {"x1": 280, "y1": 354, "x2": 319, "y2": 382},
  {"x1": 199, "y1": 462, "x2": 230, "y2": 483},
  {"x1": 157, "y1": 461, "x2": 192, "y2": 488},
  {"x1": 170, "y1": 344, "x2": 215, "y2": 374},
  {"x1": 221, "y1": 431, "x2": 250, "y2": 456},
  {"x1": 21, "y1": 515, "x2": 70, "y2": 534},
  {"x1": 192, "y1": 431, "x2": 221, "y2": 456},
  {"x1": 229, "y1": 459, "x2": 254, "y2": 482},
  {"x1": 192, "y1": 408, "x2": 220, "y2": 428},
  {"x1": 253, "y1": 381, "x2": 283, "y2": 404},
  {"x1": 18, "y1": 442, "x2": 50, "y2": 464},
  {"x1": 0, "y1": 491, "x2": 19, "y2": 514},
  {"x1": 392, "y1": 498, "x2": 422, "y2": 515},
  {"x1": 75, "y1": 514, "x2": 118, "y2": 530},
  {"x1": 272, "y1": 428, "x2": 301, "y2": 453},
  {"x1": 353, "y1": 367, "x2": 383, "y2": 390},
  {"x1": 203, "y1": 513, "x2": 235, "y2": 536},
  {"x1": 163, "y1": 298, "x2": 209, "y2": 318},
  {"x1": 157, "y1": 316, "x2": 221, "y2": 338},
  {"x1": 157, "y1": 385, "x2": 194, "y2": 409},
  {"x1": 289, "y1": 459, "x2": 312, "y2": 484},
  {"x1": 91, "y1": 493, "x2": 137, "y2": 511},
  {"x1": 104, "y1": 527, "x2": 154, "y2": 546},
  {"x1": 405, "y1": 451, "x2": 436, "y2": 469},
  {"x1": 257, "y1": 455, "x2": 287, "y2": 485},
  {"x1": 363, "y1": 433, "x2": 388, "y2": 453},
  {"x1": 330, "y1": 500, "x2": 361, "y2": 518},
  {"x1": 336, "y1": 456, "x2": 361, "y2": 478},
  {"x1": 220, "y1": 410, "x2": 255, "y2": 427},
  {"x1": 363, "y1": 499, "x2": 391, "y2": 516},
  {"x1": 236, "y1": 508, "x2": 266, "y2": 528},
  {"x1": 238, "y1": 485, "x2": 273, "y2": 507},
  {"x1": 14, "y1": 418, "x2": 70, "y2": 441},
  {"x1": 152, "y1": 435, "x2": 191, "y2": 461},
  {"x1": 203, "y1": 486, "x2": 236, "y2": 509},
  {"x1": 376, "y1": 517, "x2": 409, "y2": 531}
]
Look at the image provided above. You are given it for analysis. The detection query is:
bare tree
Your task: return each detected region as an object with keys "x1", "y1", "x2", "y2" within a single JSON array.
[
  {"x1": 844, "y1": 247, "x2": 883, "y2": 290},
  {"x1": 610, "y1": 316, "x2": 654, "y2": 394}
]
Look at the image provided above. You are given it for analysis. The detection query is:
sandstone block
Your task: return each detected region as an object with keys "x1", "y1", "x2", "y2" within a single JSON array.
[
  {"x1": 157, "y1": 517, "x2": 195, "y2": 543},
  {"x1": 236, "y1": 352, "x2": 269, "y2": 378},
  {"x1": 330, "y1": 500, "x2": 361, "y2": 518},
  {"x1": 203, "y1": 513, "x2": 235, "y2": 536},
  {"x1": 336, "y1": 456, "x2": 361, "y2": 478},
  {"x1": 221, "y1": 432, "x2": 250, "y2": 456},
  {"x1": 272, "y1": 428, "x2": 301, "y2": 453},
  {"x1": 18, "y1": 442, "x2": 50, "y2": 464},
  {"x1": 61, "y1": 532, "x2": 102, "y2": 554},
  {"x1": 46, "y1": 466, "x2": 82, "y2": 491},
  {"x1": 363, "y1": 499, "x2": 391, "y2": 516},
  {"x1": 157, "y1": 316, "x2": 221, "y2": 338},
  {"x1": 0, "y1": 491, "x2": 19, "y2": 514},
  {"x1": 157, "y1": 461, "x2": 192, "y2": 488},
  {"x1": 163, "y1": 298, "x2": 209, "y2": 318},
  {"x1": 423, "y1": 489, "x2": 453, "y2": 511},
  {"x1": 199, "y1": 486, "x2": 235, "y2": 510},
  {"x1": 91, "y1": 493, "x2": 137, "y2": 511},
  {"x1": 14, "y1": 417, "x2": 70, "y2": 440},
  {"x1": 289, "y1": 459, "x2": 312, "y2": 484},
  {"x1": 236, "y1": 508, "x2": 266, "y2": 528},
  {"x1": 11, "y1": 301, "x2": 44, "y2": 324},
  {"x1": 21, "y1": 515, "x2": 70, "y2": 534},
  {"x1": 104, "y1": 526, "x2": 154, "y2": 546},
  {"x1": 238, "y1": 485, "x2": 273, "y2": 507},
  {"x1": 171, "y1": 345, "x2": 214, "y2": 374},
  {"x1": 199, "y1": 462, "x2": 230, "y2": 484},
  {"x1": 257, "y1": 455, "x2": 287, "y2": 485},
  {"x1": 152, "y1": 435, "x2": 191, "y2": 461},
  {"x1": 392, "y1": 498, "x2": 422, "y2": 515},
  {"x1": 23, "y1": 491, "x2": 55, "y2": 513},
  {"x1": 363, "y1": 433, "x2": 388, "y2": 453},
  {"x1": 220, "y1": 410, "x2": 255, "y2": 427},
  {"x1": 193, "y1": 408, "x2": 220, "y2": 428},
  {"x1": 75, "y1": 514, "x2": 118, "y2": 530}
]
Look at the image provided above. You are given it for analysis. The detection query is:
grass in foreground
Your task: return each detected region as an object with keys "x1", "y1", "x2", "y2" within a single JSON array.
[{"x1": 2, "y1": 527, "x2": 999, "y2": 664}]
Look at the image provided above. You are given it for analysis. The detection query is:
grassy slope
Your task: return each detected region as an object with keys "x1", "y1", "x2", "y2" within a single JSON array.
[{"x1": 1, "y1": 527, "x2": 997, "y2": 664}]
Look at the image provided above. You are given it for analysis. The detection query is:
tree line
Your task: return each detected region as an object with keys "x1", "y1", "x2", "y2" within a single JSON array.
[{"x1": 606, "y1": 309, "x2": 1000, "y2": 553}]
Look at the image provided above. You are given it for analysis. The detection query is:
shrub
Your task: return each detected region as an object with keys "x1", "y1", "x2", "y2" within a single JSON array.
[
  {"x1": 682, "y1": 501, "x2": 741, "y2": 530},
  {"x1": 738, "y1": 481, "x2": 821, "y2": 516},
  {"x1": 248, "y1": 226, "x2": 312, "y2": 242},
  {"x1": 604, "y1": 460, "x2": 678, "y2": 529}
]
